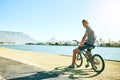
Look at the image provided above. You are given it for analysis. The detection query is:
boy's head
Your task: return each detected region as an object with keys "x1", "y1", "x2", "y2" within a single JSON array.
[{"x1": 82, "y1": 19, "x2": 89, "y2": 28}]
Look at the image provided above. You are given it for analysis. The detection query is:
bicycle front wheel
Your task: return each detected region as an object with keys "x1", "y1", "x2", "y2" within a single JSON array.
[
  {"x1": 91, "y1": 54, "x2": 105, "y2": 73},
  {"x1": 75, "y1": 52, "x2": 83, "y2": 67}
]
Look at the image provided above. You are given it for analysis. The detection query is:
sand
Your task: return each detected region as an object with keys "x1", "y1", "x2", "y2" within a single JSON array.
[{"x1": 0, "y1": 47, "x2": 120, "y2": 80}]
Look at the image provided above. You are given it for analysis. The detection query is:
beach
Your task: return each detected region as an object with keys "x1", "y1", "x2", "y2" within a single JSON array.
[{"x1": 0, "y1": 47, "x2": 120, "y2": 80}]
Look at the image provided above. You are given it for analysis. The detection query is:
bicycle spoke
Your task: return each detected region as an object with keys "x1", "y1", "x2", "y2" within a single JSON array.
[{"x1": 92, "y1": 54, "x2": 105, "y2": 72}]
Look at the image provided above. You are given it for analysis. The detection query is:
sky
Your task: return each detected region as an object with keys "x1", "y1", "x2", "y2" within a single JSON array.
[{"x1": 0, "y1": 0, "x2": 120, "y2": 41}]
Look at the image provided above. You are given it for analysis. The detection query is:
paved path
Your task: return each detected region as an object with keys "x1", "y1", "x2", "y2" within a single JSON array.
[
  {"x1": 0, "y1": 57, "x2": 73, "y2": 80},
  {"x1": 0, "y1": 56, "x2": 120, "y2": 80}
]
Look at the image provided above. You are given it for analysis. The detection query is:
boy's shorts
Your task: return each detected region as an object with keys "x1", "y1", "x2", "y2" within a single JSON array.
[{"x1": 78, "y1": 42, "x2": 94, "y2": 52}]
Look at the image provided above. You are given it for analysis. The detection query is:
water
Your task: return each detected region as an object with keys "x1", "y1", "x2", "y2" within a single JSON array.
[{"x1": 1, "y1": 45, "x2": 120, "y2": 61}]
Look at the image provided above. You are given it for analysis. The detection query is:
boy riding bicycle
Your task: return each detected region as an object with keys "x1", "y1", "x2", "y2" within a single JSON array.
[{"x1": 68, "y1": 19, "x2": 96, "y2": 68}]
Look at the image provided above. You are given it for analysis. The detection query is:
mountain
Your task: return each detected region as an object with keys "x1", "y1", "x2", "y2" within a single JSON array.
[
  {"x1": 47, "y1": 37, "x2": 59, "y2": 42},
  {"x1": 0, "y1": 31, "x2": 36, "y2": 44}
]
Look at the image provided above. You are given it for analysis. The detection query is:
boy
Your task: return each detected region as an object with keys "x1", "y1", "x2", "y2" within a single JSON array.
[{"x1": 68, "y1": 19, "x2": 96, "y2": 68}]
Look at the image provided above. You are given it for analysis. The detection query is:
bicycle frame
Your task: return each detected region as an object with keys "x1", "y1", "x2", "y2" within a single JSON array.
[{"x1": 80, "y1": 50, "x2": 92, "y2": 61}]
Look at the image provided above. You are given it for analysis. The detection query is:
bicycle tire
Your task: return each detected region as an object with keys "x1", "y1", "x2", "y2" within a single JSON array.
[
  {"x1": 91, "y1": 54, "x2": 105, "y2": 73},
  {"x1": 75, "y1": 52, "x2": 83, "y2": 67}
]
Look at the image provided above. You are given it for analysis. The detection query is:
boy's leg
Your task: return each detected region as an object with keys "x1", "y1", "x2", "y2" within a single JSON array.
[
  {"x1": 68, "y1": 45, "x2": 85, "y2": 68},
  {"x1": 72, "y1": 48, "x2": 80, "y2": 66},
  {"x1": 85, "y1": 49, "x2": 92, "y2": 68},
  {"x1": 86, "y1": 49, "x2": 92, "y2": 59},
  {"x1": 86, "y1": 51, "x2": 91, "y2": 58}
]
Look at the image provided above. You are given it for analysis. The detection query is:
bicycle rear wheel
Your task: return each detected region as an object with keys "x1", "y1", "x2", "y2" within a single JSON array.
[
  {"x1": 75, "y1": 52, "x2": 83, "y2": 67},
  {"x1": 91, "y1": 54, "x2": 105, "y2": 73}
]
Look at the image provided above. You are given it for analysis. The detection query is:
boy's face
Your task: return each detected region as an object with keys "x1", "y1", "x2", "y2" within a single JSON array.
[{"x1": 82, "y1": 22, "x2": 89, "y2": 28}]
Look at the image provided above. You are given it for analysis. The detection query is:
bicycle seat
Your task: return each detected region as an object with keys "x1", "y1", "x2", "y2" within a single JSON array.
[{"x1": 88, "y1": 45, "x2": 95, "y2": 50}]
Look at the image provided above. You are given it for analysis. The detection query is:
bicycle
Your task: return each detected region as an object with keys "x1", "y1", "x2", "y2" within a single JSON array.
[{"x1": 75, "y1": 45, "x2": 105, "y2": 73}]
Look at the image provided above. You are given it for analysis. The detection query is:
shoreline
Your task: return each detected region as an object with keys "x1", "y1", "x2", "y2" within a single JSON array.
[
  {"x1": 0, "y1": 47, "x2": 72, "y2": 70},
  {"x1": 0, "y1": 47, "x2": 120, "y2": 80},
  {"x1": 0, "y1": 45, "x2": 120, "y2": 61},
  {"x1": 1, "y1": 46, "x2": 120, "y2": 62},
  {"x1": 105, "y1": 59, "x2": 120, "y2": 62},
  {"x1": 0, "y1": 47, "x2": 120, "y2": 65}
]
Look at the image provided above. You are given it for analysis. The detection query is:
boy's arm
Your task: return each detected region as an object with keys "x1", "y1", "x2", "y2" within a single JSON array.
[{"x1": 80, "y1": 32, "x2": 88, "y2": 46}]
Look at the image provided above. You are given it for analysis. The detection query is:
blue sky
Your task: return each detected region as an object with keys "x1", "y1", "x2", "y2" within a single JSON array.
[{"x1": 0, "y1": 0, "x2": 120, "y2": 41}]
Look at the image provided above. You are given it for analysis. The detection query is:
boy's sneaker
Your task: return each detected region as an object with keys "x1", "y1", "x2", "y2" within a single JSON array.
[{"x1": 67, "y1": 65, "x2": 75, "y2": 69}]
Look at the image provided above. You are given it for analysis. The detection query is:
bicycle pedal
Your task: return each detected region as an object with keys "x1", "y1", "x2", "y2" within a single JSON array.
[
  {"x1": 85, "y1": 64, "x2": 89, "y2": 68},
  {"x1": 87, "y1": 59, "x2": 89, "y2": 62}
]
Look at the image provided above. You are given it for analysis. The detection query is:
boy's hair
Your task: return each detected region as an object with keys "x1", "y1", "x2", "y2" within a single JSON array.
[{"x1": 82, "y1": 19, "x2": 89, "y2": 23}]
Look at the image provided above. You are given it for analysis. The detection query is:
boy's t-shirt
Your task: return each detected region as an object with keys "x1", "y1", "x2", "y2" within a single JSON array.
[{"x1": 86, "y1": 27, "x2": 96, "y2": 45}]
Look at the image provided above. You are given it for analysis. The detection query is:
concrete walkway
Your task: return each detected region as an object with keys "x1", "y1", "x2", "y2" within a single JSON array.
[{"x1": 0, "y1": 57, "x2": 73, "y2": 80}]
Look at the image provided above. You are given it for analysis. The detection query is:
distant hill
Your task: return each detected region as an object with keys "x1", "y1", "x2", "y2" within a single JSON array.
[
  {"x1": 0, "y1": 31, "x2": 36, "y2": 44},
  {"x1": 47, "y1": 37, "x2": 59, "y2": 42}
]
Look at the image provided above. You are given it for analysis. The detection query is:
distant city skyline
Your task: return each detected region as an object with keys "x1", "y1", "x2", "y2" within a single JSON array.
[{"x1": 0, "y1": 0, "x2": 120, "y2": 41}]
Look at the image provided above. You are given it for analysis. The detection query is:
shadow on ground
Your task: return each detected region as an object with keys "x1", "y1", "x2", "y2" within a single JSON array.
[
  {"x1": 54, "y1": 66, "x2": 101, "y2": 79},
  {"x1": 10, "y1": 66, "x2": 101, "y2": 80},
  {"x1": 10, "y1": 71, "x2": 59, "y2": 80}
]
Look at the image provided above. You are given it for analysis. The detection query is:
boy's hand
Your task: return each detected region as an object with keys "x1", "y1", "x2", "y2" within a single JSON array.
[{"x1": 80, "y1": 42, "x2": 84, "y2": 46}]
